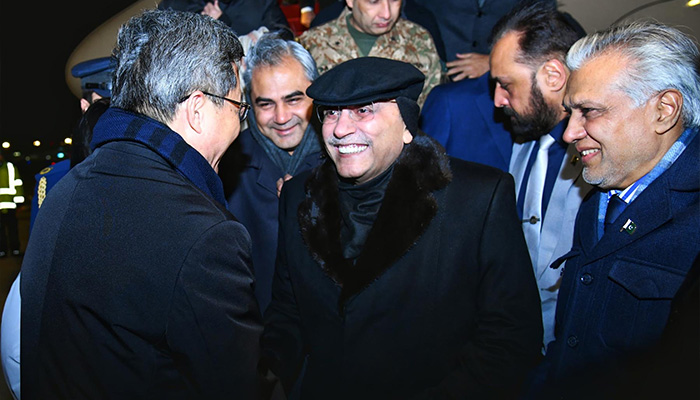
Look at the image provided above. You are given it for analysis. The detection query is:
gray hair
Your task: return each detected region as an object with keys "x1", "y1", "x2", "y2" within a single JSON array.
[
  {"x1": 111, "y1": 9, "x2": 244, "y2": 123},
  {"x1": 242, "y1": 33, "x2": 318, "y2": 92},
  {"x1": 566, "y1": 21, "x2": 700, "y2": 129}
]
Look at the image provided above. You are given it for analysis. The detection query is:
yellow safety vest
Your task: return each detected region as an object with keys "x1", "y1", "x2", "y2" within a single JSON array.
[{"x1": 0, "y1": 161, "x2": 25, "y2": 210}]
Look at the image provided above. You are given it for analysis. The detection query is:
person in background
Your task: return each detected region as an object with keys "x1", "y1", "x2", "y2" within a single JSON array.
[
  {"x1": 425, "y1": 2, "x2": 592, "y2": 353},
  {"x1": 260, "y1": 57, "x2": 543, "y2": 399},
  {"x1": 158, "y1": 0, "x2": 294, "y2": 100},
  {"x1": 526, "y1": 20, "x2": 700, "y2": 399},
  {"x1": 158, "y1": 0, "x2": 290, "y2": 36},
  {"x1": 29, "y1": 57, "x2": 115, "y2": 233},
  {"x1": 72, "y1": 56, "x2": 115, "y2": 113},
  {"x1": 407, "y1": 0, "x2": 556, "y2": 81},
  {"x1": 219, "y1": 33, "x2": 323, "y2": 313},
  {"x1": 297, "y1": 0, "x2": 442, "y2": 107},
  {"x1": 20, "y1": 9, "x2": 262, "y2": 399},
  {"x1": 0, "y1": 152, "x2": 24, "y2": 259}
]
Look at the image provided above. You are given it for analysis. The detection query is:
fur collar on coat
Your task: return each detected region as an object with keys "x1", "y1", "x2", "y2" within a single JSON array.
[{"x1": 298, "y1": 134, "x2": 452, "y2": 306}]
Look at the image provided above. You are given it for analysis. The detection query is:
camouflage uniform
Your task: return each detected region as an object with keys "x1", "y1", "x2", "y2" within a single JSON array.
[{"x1": 298, "y1": 7, "x2": 442, "y2": 107}]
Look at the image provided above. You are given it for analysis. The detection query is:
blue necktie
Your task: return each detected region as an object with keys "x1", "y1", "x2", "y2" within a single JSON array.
[
  {"x1": 522, "y1": 134, "x2": 556, "y2": 264},
  {"x1": 604, "y1": 194, "x2": 627, "y2": 232}
]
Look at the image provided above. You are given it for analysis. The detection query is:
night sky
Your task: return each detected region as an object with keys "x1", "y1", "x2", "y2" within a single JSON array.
[{"x1": 0, "y1": 1, "x2": 139, "y2": 176}]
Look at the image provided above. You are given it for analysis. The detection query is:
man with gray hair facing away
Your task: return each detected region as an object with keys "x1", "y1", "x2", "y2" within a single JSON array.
[
  {"x1": 21, "y1": 10, "x2": 262, "y2": 399},
  {"x1": 221, "y1": 32, "x2": 323, "y2": 313},
  {"x1": 526, "y1": 20, "x2": 700, "y2": 399}
]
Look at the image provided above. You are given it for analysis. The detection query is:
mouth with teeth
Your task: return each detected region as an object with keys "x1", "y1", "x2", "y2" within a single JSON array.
[
  {"x1": 579, "y1": 148, "x2": 600, "y2": 162},
  {"x1": 337, "y1": 144, "x2": 368, "y2": 155}
]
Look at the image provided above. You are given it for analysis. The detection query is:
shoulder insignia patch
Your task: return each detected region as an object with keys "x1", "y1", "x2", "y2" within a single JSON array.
[{"x1": 37, "y1": 177, "x2": 48, "y2": 208}]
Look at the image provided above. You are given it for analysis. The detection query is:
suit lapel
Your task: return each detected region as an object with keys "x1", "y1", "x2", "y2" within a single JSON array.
[
  {"x1": 587, "y1": 132, "x2": 699, "y2": 261},
  {"x1": 246, "y1": 139, "x2": 283, "y2": 197},
  {"x1": 590, "y1": 177, "x2": 673, "y2": 261},
  {"x1": 509, "y1": 140, "x2": 536, "y2": 202},
  {"x1": 577, "y1": 190, "x2": 603, "y2": 258},
  {"x1": 537, "y1": 144, "x2": 590, "y2": 276}
]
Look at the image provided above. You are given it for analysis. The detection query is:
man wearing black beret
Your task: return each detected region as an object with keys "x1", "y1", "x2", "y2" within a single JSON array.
[{"x1": 261, "y1": 57, "x2": 544, "y2": 399}]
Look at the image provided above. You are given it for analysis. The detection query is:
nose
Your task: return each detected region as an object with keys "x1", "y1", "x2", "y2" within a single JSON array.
[
  {"x1": 274, "y1": 103, "x2": 291, "y2": 124},
  {"x1": 493, "y1": 83, "x2": 509, "y2": 108},
  {"x1": 378, "y1": 0, "x2": 391, "y2": 19},
  {"x1": 563, "y1": 112, "x2": 586, "y2": 144},
  {"x1": 333, "y1": 109, "x2": 356, "y2": 138}
]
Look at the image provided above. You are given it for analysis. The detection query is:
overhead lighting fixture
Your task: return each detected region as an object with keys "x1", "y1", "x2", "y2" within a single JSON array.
[
  {"x1": 613, "y1": 0, "x2": 678, "y2": 25},
  {"x1": 688, "y1": 0, "x2": 699, "y2": 7}
]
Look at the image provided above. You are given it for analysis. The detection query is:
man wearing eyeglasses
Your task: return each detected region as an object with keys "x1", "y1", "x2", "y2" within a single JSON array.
[
  {"x1": 20, "y1": 10, "x2": 262, "y2": 399},
  {"x1": 219, "y1": 33, "x2": 324, "y2": 313},
  {"x1": 260, "y1": 57, "x2": 543, "y2": 400}
]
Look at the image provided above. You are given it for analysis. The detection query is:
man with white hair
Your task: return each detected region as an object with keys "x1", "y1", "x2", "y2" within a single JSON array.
[{"x1": 527, "y1": 20, "x2": 700, "y2": 399}]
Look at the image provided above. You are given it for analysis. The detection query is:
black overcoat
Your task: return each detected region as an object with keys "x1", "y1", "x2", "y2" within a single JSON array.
[
  {"x1": 21, "y1": 139, "x2": 262, "y2": 399},
  {"x1": 262, "y1": 134, "x2": 543, "y2": 399}
]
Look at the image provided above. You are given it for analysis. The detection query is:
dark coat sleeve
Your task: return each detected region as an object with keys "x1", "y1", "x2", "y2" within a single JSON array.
[
  {"x1": 260, "y1": 179, "x2": 307, "y2": 393},
  {"x1": 166, "y1": 220, "x2": 263, "y2": 399},
  {"x1": 259, "y1": 0, "x2": 291, "y2": 31},
  {"x1": 218, "y1": 0, "x2": 290, "y2": 33},
  {"x1": 415, "y1": 171, "x2": 544, "y2": 399},
  {"x1": 420, "y1": 83, "x2": 453, "y2": 150}
]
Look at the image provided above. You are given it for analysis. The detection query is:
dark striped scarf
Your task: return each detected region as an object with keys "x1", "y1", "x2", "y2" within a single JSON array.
[{"x1": 91, "y1": 107, "x2": 227, "y2": 207}]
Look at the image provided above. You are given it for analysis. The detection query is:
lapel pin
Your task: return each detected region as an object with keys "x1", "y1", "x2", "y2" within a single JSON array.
[{"x1": 620, "y1": 219, "x2": 636, "y2": 235}]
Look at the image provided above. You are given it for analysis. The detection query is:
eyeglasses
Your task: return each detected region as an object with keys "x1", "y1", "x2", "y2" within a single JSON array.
[
  {"x1": 317, "y1": 100, "x2": 397, "y2": 124},
  {"x1": 201, "y1": 91, "x2": 250, "y2": 121}
]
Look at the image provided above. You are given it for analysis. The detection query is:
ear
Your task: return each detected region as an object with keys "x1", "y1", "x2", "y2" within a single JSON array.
[
  {"x1": 402, "y1": 126, "x2": 413, "y2": 144},
  {"x1": 80, "y1": 98, "x2": 91, "y2": 113},
  {"x1": 184, "y1": 91, "x2": 207, "y2": 134},
  {"x1": 538, "y1": 58, "x2": 567, "y2": 93},
  {"x1": 345, "y1": 0, "x2": 353, "y2": 9},
  {"x1": 653, "y1": 89, "x2": 683, "y2": 134}
]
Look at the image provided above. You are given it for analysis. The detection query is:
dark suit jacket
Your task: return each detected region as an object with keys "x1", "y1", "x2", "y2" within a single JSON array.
[
  {"x1": 406, "y1": 0, "x2": 556, "y2": 60},
  {"x1": 224, "y1": 129, "x2": 322, "y2": 312},
  {"x1": 158, "y1": 0, "x2": 290, "y2": 35},
  {"x1": 534, "y1": 132, "x2": 700, "y2": 398},
  {"x1": 21, "y1": 141, "x2": 262, "y2": 399},
  {"x1": 420, "y1": 73, "x2": 512, "y2": 172},
  {"x1": 262, "y1": 135, "x2": 543, "y2": 399}
]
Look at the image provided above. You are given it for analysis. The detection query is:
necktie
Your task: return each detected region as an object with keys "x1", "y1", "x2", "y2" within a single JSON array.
[
  {"x1": 522, "y1": 134, "x2": 556, "y2": 264},
  {"x1": 604, "y1": 194, "x2": 627, "y2": 232}
]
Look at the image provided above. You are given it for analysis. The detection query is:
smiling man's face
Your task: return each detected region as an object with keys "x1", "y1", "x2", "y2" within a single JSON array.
[
  {"x1": 321, "y1": 100, "x2": 412, "y2": 184},
  {"x1": 563, "y1": 53, "x2": 669, "y2": 190},
  {"x1": 250, "y1": 56, "x2": 314, "y2": 154}
]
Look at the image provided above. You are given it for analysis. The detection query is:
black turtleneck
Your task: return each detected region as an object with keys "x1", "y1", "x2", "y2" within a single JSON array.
[{"x1": 337, "y1": 163, "x2": 395, "y2": 261}]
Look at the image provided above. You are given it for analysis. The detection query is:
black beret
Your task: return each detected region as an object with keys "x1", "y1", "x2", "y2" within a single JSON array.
[{"x1": 306, "y1": 57, "x2": 425, "y2": 106}]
